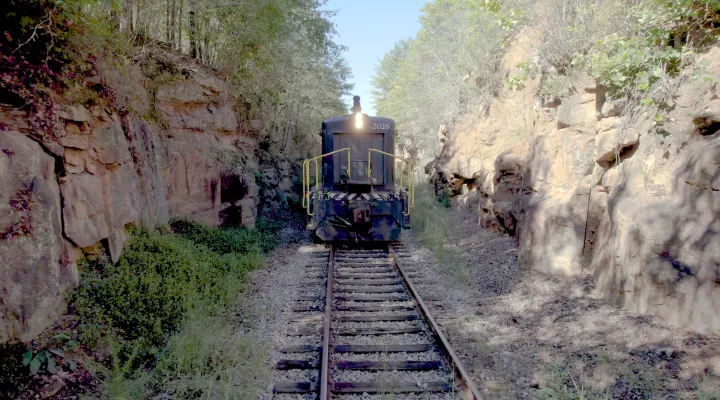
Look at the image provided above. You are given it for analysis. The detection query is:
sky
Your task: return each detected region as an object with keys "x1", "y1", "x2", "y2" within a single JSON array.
[{"x1": 323, "y1": 0, "x2": 425, "y2": 115}]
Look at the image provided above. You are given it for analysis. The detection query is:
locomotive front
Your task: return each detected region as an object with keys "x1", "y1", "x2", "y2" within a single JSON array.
[{"x1": 303, "y1": 96, "x2": 413, "y2": 242}]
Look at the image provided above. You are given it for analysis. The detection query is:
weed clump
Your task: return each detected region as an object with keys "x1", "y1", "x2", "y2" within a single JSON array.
[
  {"x1": 170, "y1": 218, "x2": 278, "y2": 254},
  {"x1": 71, "y1": 221, "x2": 273, "y2": 394},
  {"x1": 411, "y1": 184, "x2": 469, "y2": 284}
]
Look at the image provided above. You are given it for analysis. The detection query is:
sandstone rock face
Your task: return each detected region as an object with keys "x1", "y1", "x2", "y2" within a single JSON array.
[
  {"x1": 156, "y1": 69, "x2": 237, "y2": 134},
  {"x1": 557, "y1": 91, "x2": 598, "y2": 129},
  {"x1": 0, "y1": 130, "x2": 74, "y2": 341},
  {"x1": 0, "y1": 56, "x2": 272, "y2": 341},
  {"x1": 429, "y1": 35, "x2": 720, "y2": 333},
  {"x1": 519, "y1": 189, "x2": 592, "y2": 274},
  {"x1": 594, "y1": 117, "x2": 639, "y2": 166}
]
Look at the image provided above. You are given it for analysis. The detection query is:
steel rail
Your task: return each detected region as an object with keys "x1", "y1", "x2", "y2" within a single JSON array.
[
  {"x1": 389, "y1": 245, "x2": 484, "y2": 400},
  {"x1": 319, "y1": 245, "x2": 335, "y2": 399}
]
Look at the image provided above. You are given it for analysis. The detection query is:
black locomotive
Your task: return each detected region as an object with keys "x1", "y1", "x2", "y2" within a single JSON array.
[{"x1": 303, "y1": 96, "x2": 413, "y2": 242}]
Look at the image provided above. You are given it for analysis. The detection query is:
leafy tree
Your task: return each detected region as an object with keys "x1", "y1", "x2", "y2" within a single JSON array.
[
  {"x1": 2, "y1": 0, "x2": 351, "y2": 154},
  {"x1": 372, "y1": 0, "x2": 511, "y2": 164}
]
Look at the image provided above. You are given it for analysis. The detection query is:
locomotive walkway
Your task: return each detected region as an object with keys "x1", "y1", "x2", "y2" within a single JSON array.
[{"x1": 272, "y1": 244, "x2": 483, "y2": 399}]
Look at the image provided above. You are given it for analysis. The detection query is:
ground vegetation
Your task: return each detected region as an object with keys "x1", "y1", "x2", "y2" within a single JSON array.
[{"x1": 0, "y1": 220, "x2": 277, "y2": 399}]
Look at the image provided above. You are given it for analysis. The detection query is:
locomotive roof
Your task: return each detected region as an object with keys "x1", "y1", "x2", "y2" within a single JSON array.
[
  {"x1": 322, "y1": 114, "x2": 395, "y2": 132},
  {"x1": 323, "y1": 114, "x2": 394, "y2": 123}
]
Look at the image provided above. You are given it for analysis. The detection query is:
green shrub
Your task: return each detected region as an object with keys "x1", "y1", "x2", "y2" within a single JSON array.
[
  {"x1": 538, "y1": 73, "x2": 576, "y2": 101},
  {"x1": 531, "y1": 0, "x2": 719, "y2": 99},
  {"x1": 574, "y1": 33, "x2": 682, "y2": 97},
  {"x1": 170, "y1": 219, "x2": 278, "y2": 254},
  {"x1": 571, "y1": 0, "x2": 719, "y2": 96},
  {"x1": 73, "y1": 224, "x2": 267, "y2": 369}
]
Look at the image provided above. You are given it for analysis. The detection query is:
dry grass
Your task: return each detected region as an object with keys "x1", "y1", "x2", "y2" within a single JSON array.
[
  {"x1": 529, "y1": 0, "x2": 639, "y2": 71},
  {"x1": 411, "y1": 184, "x2": 470, "y2": 285}
]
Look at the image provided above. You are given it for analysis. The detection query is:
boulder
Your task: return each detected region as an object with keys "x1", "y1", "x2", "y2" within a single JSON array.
[
  {"x1": 55, "y1": 105, "x2": 92, "y2": 123},
  {"x1": 601, "y1": 97, "x2": 626, "y2": 117},
  {"x1": 526, "y1": 130, "x2": 595, "y2": 191},
  {"x1": 156, "y1": 78, "x2": 238, "y2": 134},
  {"x1": 453, "y1": 188, "x2": 481, "y2": 212},
  {"x1": 60, "y1": 172, "x2": 110, "y2": 248},
  {"x1": 492, "y1": 151, "x2": 524, "y2": 203},
  {"x1": 594, "y1": 117, "x2": 639, "y2": 166},
  {"x1": 691, "y1": 99, "x2": 720, "y2": 137},
  {"x1": 92, "y1": 113, "x2": 131, "y2": 166},
  {"x1": 104, "y1": 163, "x2": 141, "y2": 229},
  {"x1": 156, "y1": 81, "x2": 208, "y2": 104},
  {"x1": 59, "y1": 121, "x2": 91, "y2": 150},
  {"x1": 590, "y1": 138, "x2": 720, "y2": 334},
  {"x1": 519, "y1": 188, "x2": 593, "y2": 275},
  {"x1": 557, "y1": 92, "x2": 598, "y2": 129},
  {"x1": 167, "y1": 135, "x2": 221, "y2": 217},
  {"x1": 63, "y1": 148, "x2": 86, "y2": 174},
  {"x1": 123, "y1": 116, "x2": 171, "y2": 226},
  {"x1": 108, "y1": 228, "x2": 128, "y2": 264},
  {"x1": 600, "y1": 165, "x2": 622, "y2": 190}
]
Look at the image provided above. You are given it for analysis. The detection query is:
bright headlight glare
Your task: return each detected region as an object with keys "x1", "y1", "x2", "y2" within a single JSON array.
[{"x1": 354, "y1": 113, "x2": 363, "y2": 129}]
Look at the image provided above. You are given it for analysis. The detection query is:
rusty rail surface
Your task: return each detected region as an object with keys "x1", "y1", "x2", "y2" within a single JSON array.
[
  {"x1": 319, "y1": 245, "x2": 335, "y2": 399},
  {"x1": 389, "y1": 245, "x2": 484, "y2": 400}
]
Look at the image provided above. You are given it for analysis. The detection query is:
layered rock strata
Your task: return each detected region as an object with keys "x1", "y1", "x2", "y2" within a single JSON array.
[
  {"x1": 0, "y1": 57, "x2": 279, "y2": 341},
  {"x1": 429, "y1": 31, "x2": 720, "y2": 333}
]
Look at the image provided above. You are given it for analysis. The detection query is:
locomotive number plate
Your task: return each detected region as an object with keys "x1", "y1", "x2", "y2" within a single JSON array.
[{"x1": 372, "y1": 123, "x2": 390, "y2": 130}]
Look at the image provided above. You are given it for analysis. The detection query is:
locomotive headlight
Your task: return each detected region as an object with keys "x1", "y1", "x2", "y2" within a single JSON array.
[{"x1": 354, "y1": 112, "x2": 363, "y2": 129}]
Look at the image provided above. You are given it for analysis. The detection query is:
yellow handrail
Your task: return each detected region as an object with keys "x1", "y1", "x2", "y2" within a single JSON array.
[
  {"x1": 302, "y1": 148, "x2": 351, "y2": 216},
  {"x1": 367, "y1": 148, "x2": 414, "y2": 216}
]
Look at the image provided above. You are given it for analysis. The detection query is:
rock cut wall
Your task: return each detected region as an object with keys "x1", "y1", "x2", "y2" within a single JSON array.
[
  {"x1": 0, "y1": 55, "x2": 269, "y2": 341},
  {"x1": 429, "y1": 29, "x2": 720, "y2": 334}
]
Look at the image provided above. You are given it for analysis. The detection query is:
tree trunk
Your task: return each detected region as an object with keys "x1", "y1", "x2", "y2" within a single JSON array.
[
  {"x1": 189, "y1": 0, "x2": 197, "y2": 58},
  {"x1": 120, "y1": 0, "x2": 133, "y2": 34},
  {"x1": 170, "y1": 0, "x2": 176, "y2": 46},
  {"x1": 166, "y1": 0, "x2": 171, "y2": 42},
  {"x1": 177, "y1": 0, "x2": 184, "y2": 51},
  {"x1": 203, "y1": 28, "x2": 210, "y2": 64}
]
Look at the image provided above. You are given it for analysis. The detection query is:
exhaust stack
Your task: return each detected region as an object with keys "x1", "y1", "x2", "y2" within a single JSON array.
[{"x1": 352, "y1": 95, "x2": 361, "y2": 113}]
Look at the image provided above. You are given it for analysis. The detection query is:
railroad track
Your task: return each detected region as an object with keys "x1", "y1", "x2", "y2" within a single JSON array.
[{"x1": 272, "y1": 244, "x2": 482, "y2": 399}]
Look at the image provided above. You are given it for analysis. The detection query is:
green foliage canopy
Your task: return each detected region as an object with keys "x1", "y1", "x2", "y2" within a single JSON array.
[{"x1": 371, "y1": 0, "x2": 519, "y2": 163}]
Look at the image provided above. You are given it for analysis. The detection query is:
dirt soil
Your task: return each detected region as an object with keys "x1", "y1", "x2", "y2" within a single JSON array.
[{"x1": 400, "y1": 209, "x2": 720, "y2": 400}]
